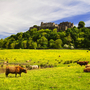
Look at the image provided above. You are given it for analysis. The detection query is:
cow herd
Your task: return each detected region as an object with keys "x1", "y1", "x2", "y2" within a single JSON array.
[
  {"x1": 5, "y1": 60, "x2": 90, "y2": 77},
  {"x1": 5, "y1": 65, "x2": 39, "y2": 77},
  {"x1": 77, "y1": 61, "x2": 90, "y2": 72}
]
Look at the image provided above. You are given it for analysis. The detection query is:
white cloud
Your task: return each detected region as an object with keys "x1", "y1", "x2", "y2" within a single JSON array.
[
  {"x1": 85, "y1": 20, "x2": 90, "y2": 27},
  {"x1": 0, "y1": 0, "x2": 90, "y2": 38}
]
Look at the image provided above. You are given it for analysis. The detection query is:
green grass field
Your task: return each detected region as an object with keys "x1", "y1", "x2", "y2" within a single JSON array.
[
  {"x1": 0, "y1": 49, "x2": 90, "y2": 90},
  {"x1": 0, "y1": 49, "x2": 90, "y2": 64}
]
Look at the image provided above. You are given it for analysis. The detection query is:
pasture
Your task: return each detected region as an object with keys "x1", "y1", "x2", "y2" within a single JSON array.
[
  {"x1": 0, "y1": 49, "x2": 90, "y2": 90},
  {"x1": 0, "y1": 49, "x2": 89, "y2": 65}
]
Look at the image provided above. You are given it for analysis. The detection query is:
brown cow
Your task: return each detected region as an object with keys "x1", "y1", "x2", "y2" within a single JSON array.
[
  {"x1": 84, "y1": 67, "x2": 90, "y2": 72},
  {"x1": 77, "y1": 61, "x2": 88, "y2": 66},
  {"x1": 85, "y1": 64, "x2": 90, "y2": 68},
  {"x1": 5, "y1": 66, "x2": 27, "y2": 77}
]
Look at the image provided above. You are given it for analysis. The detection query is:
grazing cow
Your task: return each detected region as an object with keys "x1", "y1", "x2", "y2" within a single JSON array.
[
  {"x1": 5, "y1": 66, "x2": 27, "y2": 77},
  {"x1": 26, "y1": 60, "x2": 31, "y2": 62},
  {"x1": 84, "y1": 67, "x2": 90, "y2": 72},
  {"x1": 3, "y1": 61, "x2": 7, "y2": 64},
  {"x1": 30, "y1": 65, "x2": 38, "y2": 69},
  {"x1": 85, "y1": 64, "x2": 90, "y2": 68},
  {"x1": 77, "y1": 61, "x2": 88, "y2": 66},
  {"x1": 26, "y1": 60, "x2": 30, "y2": 62}
]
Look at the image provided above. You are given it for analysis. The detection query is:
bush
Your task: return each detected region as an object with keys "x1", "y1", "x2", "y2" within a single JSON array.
[
  {"x1": 49, "y1": 64, "x2": 54, "y2": 68},
  {"x1": 39, "y1": 63, "x2": 55, "y2": 68},
  {"x1": 70, "y1": 60, "x2": 73, "y2": 63},
  {"x1": 19, "y1": 64, "x2": 24, "y2": 68},
  {"x1": 1, "y1": 64, "x2": 3, "y2": 67},
  {"x1": 63, "y1": 44, "x2": 69, "y2": 49},
  {"x1": 58, "y1": 60, "x2": 63, "y2": 64},
  {"x1": 73, "y1": 60, "x2": 79, "y2": 63},
  {"x1": 70, "y1": 46, "x2": 74, "y2": 49},
  {"x1": 26, "y1": 65, "x2": 32, "y2": 70},
  {"x1": 54, "y1": 63, "x2": 58, "y2": 67},
  {"x1": 63, "y1": 61, "x2": 70, "y2": 64},
  {"x1": 39, "y1": 63, "x2": 44, "y2": 68},
  {"x1": 39, "y1": 63, "x2": 48, "y2": 68}
]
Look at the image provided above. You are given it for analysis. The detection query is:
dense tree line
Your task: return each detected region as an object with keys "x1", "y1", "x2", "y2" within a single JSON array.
[{"x1": 0, "y1": 21, "x2": 90, "y2": 49}]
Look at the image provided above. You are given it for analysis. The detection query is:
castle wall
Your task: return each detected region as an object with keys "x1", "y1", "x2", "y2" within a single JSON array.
[
  {"x1": 41, "y1": 22, "x2": 56, "y2": 27},
  {"x1": 29, "y1": 21, "x2": 74, "y2": 32},
  {"x1": 58, "y1": 22, "x2": 74, "y2": 31}
]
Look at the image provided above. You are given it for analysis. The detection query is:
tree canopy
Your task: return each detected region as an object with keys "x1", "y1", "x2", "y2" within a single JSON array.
[
  {"x1": 78, "y1": 21, "x2": 85, "y2": 29},
  {"x1": 0, "y1": 21, "x2": 90, "y2": 49}
]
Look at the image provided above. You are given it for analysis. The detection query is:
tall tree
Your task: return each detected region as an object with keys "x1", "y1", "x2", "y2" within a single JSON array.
[
  {"x1": 23, "y1": 40, "x2": 27, "y2": 49},
  {"x1": 37, "y1": 36, "x2": 48, "y2": 49},
  {"x1": 32, "y1": 42, "x2": 37, "y2": 49},
  {"x1": 67, "y1": 34, "x2": 72, "y2": 45},
  {"x1": 27, "y1": 37, "x2": 33, "y2": 49},
  {"x1": 54, "y1": 39, "x2": 62, "y2": 49},
  {"x1": 53, "y1": 28, "x2": 57, "y2": 33},
  {"x1": 78, "y1": 21, "x2": 85, "y2": 29},
  {"x1": 10, "y1": 42, "x2": 15, "y2": 49},
  {"x1": 0, "y1": 39, "x2": 3, "y2": 48},
  {"x1": 5, "y1": 41, "x2": 10, "y2": 49},
  {"x1": 49, "y1": 39, "x2": 55, "y2": 48},
  {"x1": 18, "y1": 39, "x2": 23, "y2": 49}
]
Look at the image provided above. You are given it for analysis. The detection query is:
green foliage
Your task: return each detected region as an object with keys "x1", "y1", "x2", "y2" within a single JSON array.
[
  {"x1": 66, "y1": 34, "x2": 72, "y2": 45},
  {"x1": 23, "y1": 40, "x2": 27, "y2": 49},
  {"x1": 0, "y1": 21, "x2": 90, "y2": 49},
  {"x1": 32, "y1": 42, "x2": 37, "y2": 49},
  {"x1": 0, "y1": 39, "x2": 3, "y2": 48},
  {"x1": 37, "y1": 36, "x2": 48, "y2": 49},
  {"x1": 54, "y1": 39, "x2": 62, "y2": 49},
  {"x1": 33, "y1": 25, "x2": 37, "y2": 27},
  {"x1": 19, "y1": 64, "x2": 24, "y2": 68},
  {"x1": 27, "y1": 37, "x2": 33, "y2": 49},
  {"x1": 17, "y1": 32, "x2": 23, "y2": 40},
  {"x1": 78, "y1": 21, "x2": 85, "y2": 29},
  {"x1": 53, "y1": 28, "x2": 57, "y2": 33},
  {"x1": 30, "y1": 28, "x2": 37, "y2": 35},
  {"x1": 10, "y1": 42, "x2": 15, "y2": 49},
  {"x1": 49, "y1": 39, "x2": 55, "y2": 48}
]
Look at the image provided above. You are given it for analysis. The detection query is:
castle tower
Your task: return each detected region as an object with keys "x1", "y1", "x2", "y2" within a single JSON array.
[
  {"x1": 41, "y1": 22, "x2": 44, "y2": 27},
  {"x1": 58, "y1": 22, "x2": 74, "y2": 31}
]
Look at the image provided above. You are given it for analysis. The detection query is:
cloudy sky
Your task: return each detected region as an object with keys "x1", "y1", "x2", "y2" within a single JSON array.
[{"x1": 0, "y1": 0, "x2": 90, "y2": 39}]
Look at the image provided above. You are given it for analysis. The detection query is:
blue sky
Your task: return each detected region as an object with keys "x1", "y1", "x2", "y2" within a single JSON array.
[
  {"x1": 53, "y1": 12, "x2": 90, "y2": 25},
  {"x1": 0, "y1": 0, "x2": 90, "y2": 39}
]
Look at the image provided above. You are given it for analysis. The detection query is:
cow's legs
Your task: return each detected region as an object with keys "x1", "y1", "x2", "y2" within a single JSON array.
[
  {"x1": 19, "y1": 74, "x2": 21, "y2": 77},
  {"x1": 15, "y1": 74, "x2": 17, "y2": 77},
  {"x1": 6, "y1": 73, "x2": 8, "y2": 77}
]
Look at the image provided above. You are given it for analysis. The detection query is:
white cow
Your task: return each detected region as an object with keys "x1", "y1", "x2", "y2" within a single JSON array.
[{"x1": 30, "y1": 65, "x2": 38, "y2": 69}]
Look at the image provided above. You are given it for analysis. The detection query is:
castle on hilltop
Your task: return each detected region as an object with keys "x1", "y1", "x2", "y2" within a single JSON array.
[{"x1": 29, "y1": 21, "x2": 74, "y2": 31}]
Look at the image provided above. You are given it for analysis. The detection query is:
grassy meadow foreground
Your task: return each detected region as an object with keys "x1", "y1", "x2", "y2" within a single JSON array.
[{"x1": 0, "y1": 49, "x2": 90, "y2": 90}]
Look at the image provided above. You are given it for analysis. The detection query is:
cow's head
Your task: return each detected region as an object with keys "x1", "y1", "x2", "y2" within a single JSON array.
[{"x1": 22, "y1": 69, "x2": 27, "y2": 73}]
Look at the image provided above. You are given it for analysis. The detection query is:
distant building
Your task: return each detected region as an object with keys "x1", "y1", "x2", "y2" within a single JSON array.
[
  {"x1": 41, "y1": 22, "x2": 58, "y2": 28},
  {"x1": 58, "y1": 22, "x2": 74, "y2": 31},
  {"x1": 29, "y1": 21, "x2": 74, "y2": 32}
]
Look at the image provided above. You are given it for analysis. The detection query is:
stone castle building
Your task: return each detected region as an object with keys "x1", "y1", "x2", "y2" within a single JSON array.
[
  {"x1": 29, "y1": 21, "x2": 74, "y2": 32},
  {"x1": 41, "y1": 22, "x2": 58, "y2": 28},
  {"x1": 58, "y1": 22, "x2": 74, "y2": 31}
]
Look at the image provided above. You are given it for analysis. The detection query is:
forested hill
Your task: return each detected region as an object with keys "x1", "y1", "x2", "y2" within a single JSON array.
[{"x1": 0, "y1": 21, "x2": 90, "y2": 49}]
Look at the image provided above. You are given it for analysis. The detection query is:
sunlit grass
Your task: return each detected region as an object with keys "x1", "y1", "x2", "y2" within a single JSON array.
[
  {"x1": 0, "y1": 49, "x2": 90, "y2": 90},
  {"x1": 0, "y1": 66, "x2": 90, "y2": 90},
  {"x1": 0, "y1": 49, "x2": 90, "y2": 65}
]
